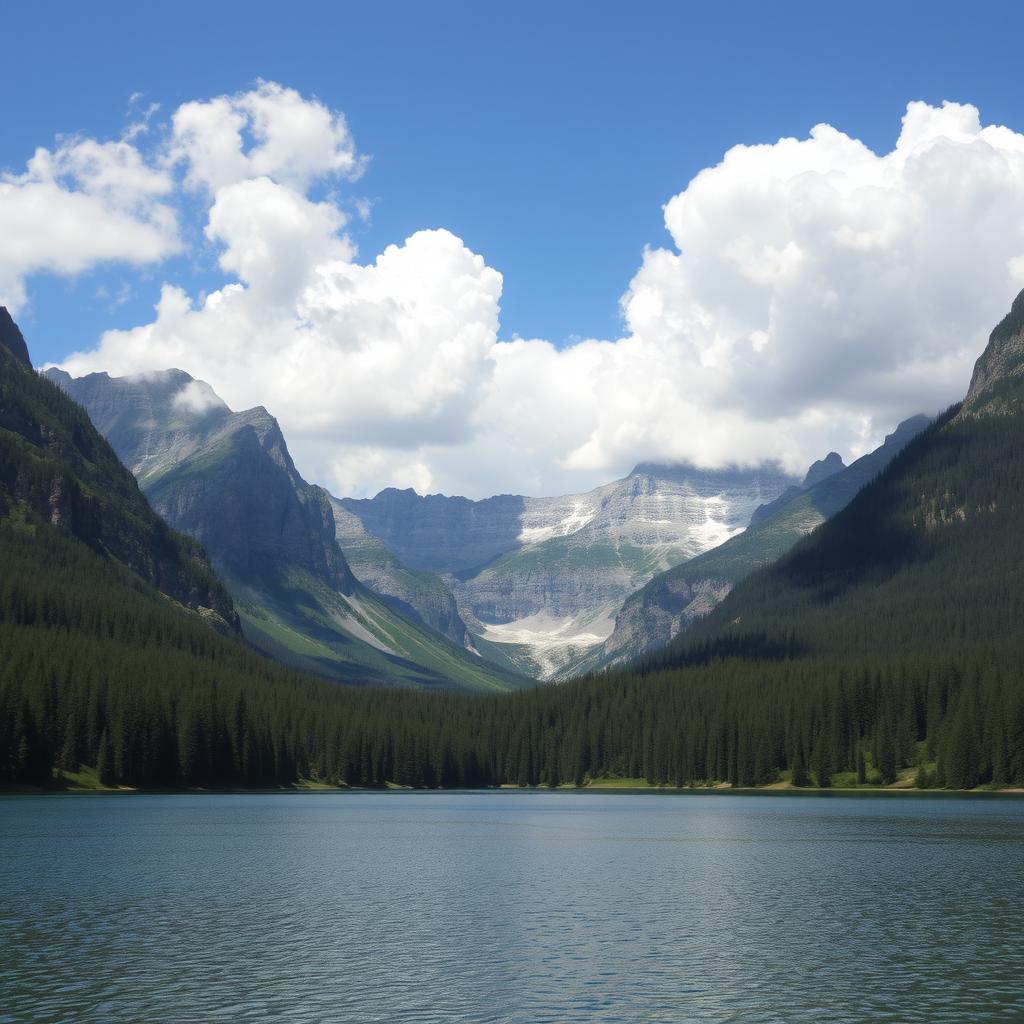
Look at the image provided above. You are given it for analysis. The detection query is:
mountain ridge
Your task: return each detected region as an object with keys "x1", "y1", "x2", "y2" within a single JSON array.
[
  {"x1": 338, "y1": 461, "x2": 799, "y2": 677},
  {"x1": 584, "y1": 412, "x2": 932, "y2": 673},
  {"x1": 47, "y1": 365, "x2": 526, "y2": 693}
]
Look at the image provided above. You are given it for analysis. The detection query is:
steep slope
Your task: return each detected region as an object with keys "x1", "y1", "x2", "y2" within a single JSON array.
[
  {"x1": 647, "y1": 289, "x2": 1024, "y2": 673},
  {"x1": 328, "y1": 497, "x2": 474, "y2": 648},
  {"x1": 0, "y1": 308, "x2": 32, "y2": 365},
  {"x1": 1, "y1": 318, "x2": 235, "y2": 631},
  {"x1": 339, "y1": 464, "x2": 798, "y2": 677},
  {"x1": 0, "y1": 311, "x2": 320, "y2": 785},
  {"x1": 959, "y1": 287, "x2": 1024, "y2": 417},
  {"x1": 589, "y1": 414, "x2": 930, "y2": 672},
  {"x1": 48, "y1": 368, "x2": 526, "y2": 693},
  {"x1": 47, "y1": 366, "x2": 477, "y2": 651}
]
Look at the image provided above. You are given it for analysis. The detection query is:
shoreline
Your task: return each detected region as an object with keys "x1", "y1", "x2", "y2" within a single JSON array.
[{"x1": 3, "y1": 782, "x2": 1023, "y2": 798}]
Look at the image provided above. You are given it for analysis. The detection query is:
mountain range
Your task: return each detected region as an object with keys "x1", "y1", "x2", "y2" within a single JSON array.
[
  {"x1": 49, "y1": 361, "x2": 813, "y2": 681},
  {"x1": 4, "y1": 286, "x2": 1024, "y2": 792},
  {"x1": 336, "y1": 463, "x2": 799, "y2": 677},
  {"x1": 45, "y1": 355, "x2": 935, "y2": 684},
  {"x1": 45, "y1": 366, "x2": 524, "y2": 693},
  {"x1": 585, "y1": 412, "x2": 931, "y2": 672}
]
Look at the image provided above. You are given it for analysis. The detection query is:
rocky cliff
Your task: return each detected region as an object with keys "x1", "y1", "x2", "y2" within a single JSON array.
[
  {"x1": 329, "y1": 497, "x2": 474, "y2": 648},
  {"x1": 0, "y1": 308, "x2": 31, "y2": 366},
  {"x1": 2, "y1": 314, "x2": 237, "y2": 631},
  {"x1": 959, "y1": 287, "x2": 1024, "y2": 417},
  {"x1": 340, "y1": 463, "x2": 799, "y2": 678},
  {"x1": 46, "y1": 368, "x2": 353, "y2": 592}
]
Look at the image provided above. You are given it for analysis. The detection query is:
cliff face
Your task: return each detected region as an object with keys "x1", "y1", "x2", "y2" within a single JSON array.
[
  {"x1": 959, "y1": 288, "x2": 1024, "y2": 417},
  {"x1": 329, "y1": 497, "x2": 474, "y2": 648},
  {"x1": 338, "y1": 489, "x2": 528, "y2": 574},
  {"x1": 591, "y1": 414, "x2": 932, "y2": 673},
  {"x1": 47, "y1": 366, "x2": 522, "y2": 692},
  {"x1": 0, "y1": 308, "x2": 31, "y2": 366},
  {"x1": 340, "y1": 463, "x2": 799, "y2": 678}
]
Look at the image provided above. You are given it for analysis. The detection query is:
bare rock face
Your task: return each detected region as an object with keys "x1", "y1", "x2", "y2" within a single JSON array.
[
  {"x1": 339, "y1": 463, "x2": 800, "y2": 678},
  {"x1": 960, "y1": 288, "x2": 1024, "y2": 417},
  {"x1": 329, "y1": 497, "x2": 475, "y2": 648},
  {"x1": 802, "y1": 451, "x2": 845, "y2": 488},
  {"x1": 45, "y1": 365, "x2": 524, "y2": 692},
  {"x1": 45, "y1": 368, "x2": 355, "y2": 593},
  {"x1": 2, "y1": 320, "x2": 237, "y2": 631}
]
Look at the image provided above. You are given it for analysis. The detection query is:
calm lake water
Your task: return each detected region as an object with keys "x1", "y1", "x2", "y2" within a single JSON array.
[{"x1": 1, "y1": 791, "x2": 1022, "y2": 1023}]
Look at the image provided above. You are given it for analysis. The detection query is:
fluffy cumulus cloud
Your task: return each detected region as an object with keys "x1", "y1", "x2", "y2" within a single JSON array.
[
  {"x1": 0, "y1": 136, "x2": 179, "y2": 311},
  {"x1": 48, "y1": 92, "x2": 1024, "y2": 497}
]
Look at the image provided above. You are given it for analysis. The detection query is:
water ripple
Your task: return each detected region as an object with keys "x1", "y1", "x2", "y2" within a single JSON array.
[{"x1": 1, "y1": 792, "x2": 1022, "y2": 1023}]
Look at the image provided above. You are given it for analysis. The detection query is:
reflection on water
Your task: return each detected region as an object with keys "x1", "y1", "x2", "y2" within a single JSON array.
[{"x1": 1, "y1": 792, "x2": 1022, "y2": 1023}]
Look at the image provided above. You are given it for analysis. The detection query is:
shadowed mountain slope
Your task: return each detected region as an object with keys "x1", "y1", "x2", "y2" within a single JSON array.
[
  {"x1": 582, "y1": 413, "x2": 930, "y2": 673},
  {"x1": 47, "y1": 367, "x2": 526, "y2": 693},
  {"x1": 642, "y1": 289, "x2": 1024, "y2": 674}
]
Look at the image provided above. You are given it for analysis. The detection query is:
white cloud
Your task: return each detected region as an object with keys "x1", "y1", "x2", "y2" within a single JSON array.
[
  {"x1": 170, "y1": 80, "x2": 362, "y2": 193},
  {"x1": 53, "y1": 95, "x2": 1024, "y2": 499},
  {"x1": 172, "y1": 379, "x2": 225, "y2": 415},
  {"x1": 0, "y1": 136, "x2": 179, "y2": 312}
]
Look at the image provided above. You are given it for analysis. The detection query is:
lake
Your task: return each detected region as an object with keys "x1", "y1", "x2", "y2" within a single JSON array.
[{"x1": 1, "y1": 791, "x2": 1022, "y2": 1022}]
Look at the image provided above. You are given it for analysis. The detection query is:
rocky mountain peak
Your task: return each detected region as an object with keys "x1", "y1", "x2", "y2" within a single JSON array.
[
  {"x1": 884, "y1": 414, "x2": 932, "y2": 448},
  {"x1": 802, "y1": 452, "x2": 844, "y2": 488},
  {"x1": 0, "y1": 308, "x2": 31, "y2": 366},
  {"x1": 960, "y1": 288, "x2": 1024, "y2": 416}
]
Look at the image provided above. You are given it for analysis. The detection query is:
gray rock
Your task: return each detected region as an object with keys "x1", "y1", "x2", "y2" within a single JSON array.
[
  {"x1": 960, "y1": 287, "x2": 1024, "y2": 417},
  {"x1": 339, "y1": 462, "x2": 799, "y2": 679}
]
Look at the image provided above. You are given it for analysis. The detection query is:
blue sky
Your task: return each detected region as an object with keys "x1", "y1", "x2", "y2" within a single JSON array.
[
  {"x1": 5, "y1": 0, "x2": 1023, "y2": 365},
  {"x1": 6, "y1": 2, "x2": 1024, "y2": 499}
]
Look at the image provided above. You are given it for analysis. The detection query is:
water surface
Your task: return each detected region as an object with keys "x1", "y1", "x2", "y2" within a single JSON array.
[{"x1": 1, "y1": 791, "x2": 1022, "y2": 1022}]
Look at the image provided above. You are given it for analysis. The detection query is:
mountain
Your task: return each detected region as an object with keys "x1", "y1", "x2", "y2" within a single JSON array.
[
  {"x1": 958, "y1": 287, "x2": 1024, "y2": 417},
  {"x1": 337, "y1": 463, "x2": 799, "y2": 678},
  {"x1": 589, "y1": 414, "x2": 931, "y2": 671},
  {"x1": 0, "y1": 308, "x2": 31, "y2": 366},
  {"x1": 327, "y1": 497, "x2": 475, "y2": 648},
  {"x1": 8, "y1": 294, "x2": 1022, "y2": 794},
  {"x1": 46, "y1": 368, "x2": 525, "y2": 693},
  {"x1": 648, "y1": 289, "x2": 1024, "y2": 673},
  {"x1": 2, "y1": 319, "x2": 235, "y2": 632},
  {"x1": 0, "y1": 310, "x2": 314, "y2": 786}
]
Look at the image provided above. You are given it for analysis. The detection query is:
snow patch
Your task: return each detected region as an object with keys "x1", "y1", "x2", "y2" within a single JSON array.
[
  {"x1": 517, "y1": 500, "x2": 596, "y2": 544},
  {"x1": 480, "y1": 609, "x2": 615, "y2": 679}
]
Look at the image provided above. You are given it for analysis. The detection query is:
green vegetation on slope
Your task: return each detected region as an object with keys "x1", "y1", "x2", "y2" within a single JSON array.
[
  {"x1": 230, "y1": 565, "x2": 528, "y2": 693},
  {"x1": 581, "y1": 416, "x2": 930, "y2": 675},
  {"x1": 49, "y1": 365, "x2": 523, "y2": 693},
  {"x1": 0, "y1": 342, "x2": 235, "y2": 626}
]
